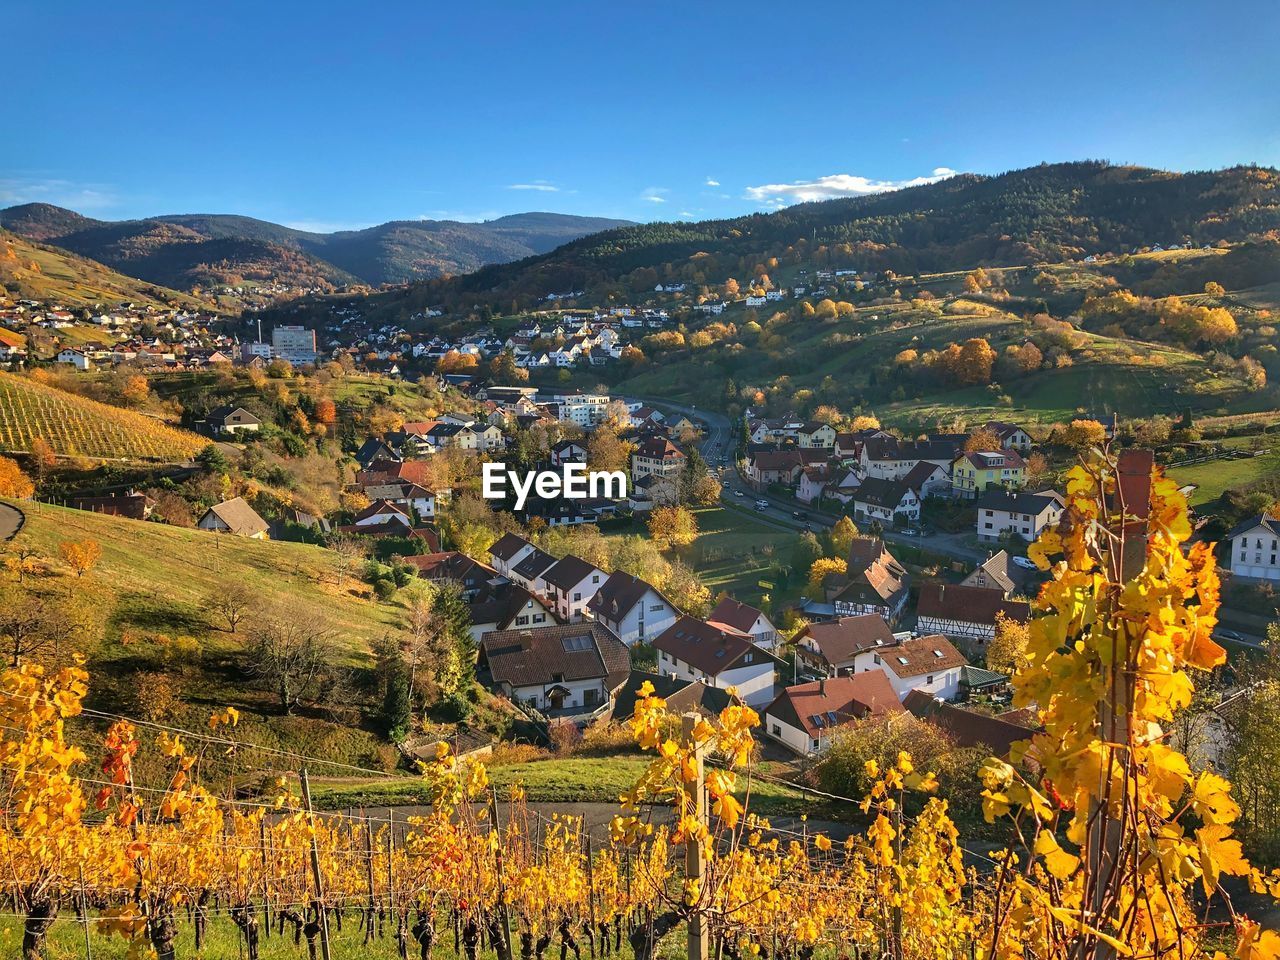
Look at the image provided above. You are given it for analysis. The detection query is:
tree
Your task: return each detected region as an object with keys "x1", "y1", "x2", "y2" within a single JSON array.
[
  {"x1": 664, "y1": 560, "x2": 711, "y2": 616},
  {"x1": 1064, "y1": 418, "x2": 1107, "y2": 449},
  {"x1": 964, "y1": 427, "x2": 1003, "y2": 453},
  {"x1": 28, "y1": 438, "x2": 55, "y2": 487},
  {"x1": 244, "y1": 615, "x2": 339, "y2": 713},
  {"x1": 1204, "y1": 281, "x2": 1226, "y2": 296},
  {"x1": 57, "y1": 539, "x2": 100, "y2": 579},
  {"x1": 0, "y1": 456, "x2": 34, "y2": 498},
  {"x1": 489, "y1": 350, "x2": 528, "y2": 383},
  {"x1": 205, "y1": 582, "x2": 253, "y2": 634},
  {"x1": 647, "y1": 506, "x2": 698, "y2": 551},
  {"x1": 849, "y1": 415, "x2": 881, "y2": 431},
  {"x1": 587, "y1": 425, "x2": 630, "y2": 475},
  {"x1": 806, "y1": 557, "x2": 846, "y2": 596},
  {"x1": 1025, "y1": 451, "x2": 1051, "y2": 481},
  {"x1": 119, "y1": 374, "x2": 150, "y2": 407},
  {"x1": 830, "y1": 516, "x2": 859, "y2": 557},
  {"x1": 986, "y1": 612, "x2": 1029, "y2": 675},
  {"x1": 791, "y1": 530, "x2": 823, "y2": 571}
]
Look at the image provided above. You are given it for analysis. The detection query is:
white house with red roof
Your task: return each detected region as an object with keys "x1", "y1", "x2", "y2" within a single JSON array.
[
  {"x1": 653, "y1": 616, "x2": 780, "y2": 707},
  {"x1": 763, "y1": 673, "x2": 905, "y2": 755}
]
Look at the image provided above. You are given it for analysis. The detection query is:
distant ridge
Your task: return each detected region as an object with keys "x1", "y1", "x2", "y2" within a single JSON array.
[{"x1": 0, "y1": 203, "x2": 635, "y2": 291}]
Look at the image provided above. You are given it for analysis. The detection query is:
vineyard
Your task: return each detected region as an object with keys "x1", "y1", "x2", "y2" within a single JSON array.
[
  {"x1": 4, "y1": 454, "x2": 1280, "y2": 960},
  {"x1": 0, "y1": 371, "x2": 207, "y2": 461}
]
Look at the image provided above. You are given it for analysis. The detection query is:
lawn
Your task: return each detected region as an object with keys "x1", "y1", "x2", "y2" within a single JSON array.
[
  {"x1": 1168, "y1": 449, "x2": 1280, "y2": 506},
  {"x1": 311, "y1": 754, "x2": 809, "y2": 815}
]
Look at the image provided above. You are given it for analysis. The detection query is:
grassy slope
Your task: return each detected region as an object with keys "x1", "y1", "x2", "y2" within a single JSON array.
[
  {"x1": 0, "y1": 370, "x2": 209, "y2": 460},
  {"x1": 616, "y1": 298, "x2": 1250, "y2": 429},
  {"x1": 4, "y1": 499, "x2": 410, "y2": 767},
  {"x1": 0, "y1": 230, "x2": 210, "y2": 310},
  {"x1": 1168, "y1": 449, "x2": 1280, "y2": 507}
]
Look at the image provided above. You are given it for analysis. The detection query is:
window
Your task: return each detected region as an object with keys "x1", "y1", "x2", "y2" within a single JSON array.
[
  {"x1": 516, "y1": 615, "x2": 529, "y2": 626},
  {"x1": 533, "y1": 614, "x2": 545, "y2": 624},
  {"x1": 927, "y1": 675, "x2": 934, "y2": 684},
  {"x1": 573, "y1": 592, "x2": 581, "y2": 602}
]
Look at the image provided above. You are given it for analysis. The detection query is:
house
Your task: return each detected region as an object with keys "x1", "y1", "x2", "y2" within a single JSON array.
[
  {"x1": 916, "y1": 583, "x2": 1031, "y2": 643},
  {"x1": 356, "y1": 439, "x2": 401, "y2": 468},
  {"x1": 745, "y1": 449, "x2": 803, "y2": 488},
  {"x1": 902, "y1": 690, "x2": 1034, "y2": 757},
  {"x1": 961, "y1": 551, "x2": 1016, "y2": 597},
  {"x1": 541, "y1": 555, "x2": 606, "y2": 621},
  {"x1": 796, "y1": 421, "x2": 837, "y2": 449},
  {"x1": 975, "y1": 489, "x2": 1065, "y2": 543},
  {"x1": 630, "y1": 435, "x2": 685, "y2": 480},
  {"x1": 488, "y1": 532, "x2": 537, "y2": 578},
  {"x1": 69, "y1": 493, "x2": 153, "y2": 520},
  {"x1": 951, "y1": 450, "x2": 1026, "y2": 499},
  {"x1": 795, "y1": 614, "x2": 895, "y2": 677},
  {"x1": 860, "y1": 437, "x2": 962, "y2": 482},
  {"x1": 706, "y1": 597, "x2": 779, "y2": 652},
  {"x1": 982, "y1": 421, "x2": 1034, "y2": 454},
  {"x1": 480, "y1": 622, "x2": 630, "y2": 714},
  {"x1": 56, "y1": 348, "x2": 91, "y2": 371},
  {"x1": 197, "y1": 497, "x2": 269, "y2": 539},
  {"x1": 764, "y1": 673, "x2": 905, "y2": 755},
  {"x1": 407, "y1": 552, "x2": 556, "y2": 641},
  {"x1": 828, "y1": 538, "x2": 911, "y2": 623},
  {"x1": 509, "y1": 547, "x2": 558, "y2": 595},
  {"x1": 851, "y1": 478, "x2": 919, "y2": 527},
  {"x1": 653, "y1": 616, "x2": 779, "y2": 707},
  {"x1": 1227, "y1": 515, "x2": 1280, "y2": 583},
  {"x1": 206, "y1": 405, "x2": 263, "y2": 436},
  {"x1": 611, "y1": 671, "x2": 735, "y2": 721},
  {"x1": 901, "y1": 461, "x2": 950, "y2": 499},
  {"x1": 550, "y1": 439, "x2": 589, "y2": 466},
  {"x1": 854, "y1": 634, "x2": 968, "y2": 701},
  {"x1": 353, "y1": 499, "x2": 414, "y2": 529},
  {"x1": 586, "y1": 571, "x2": 677, "y2": 647}
]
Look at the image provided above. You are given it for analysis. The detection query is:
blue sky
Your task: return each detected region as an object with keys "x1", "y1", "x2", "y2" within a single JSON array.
[{"x1": 3, "y1": 1, "x2": 1277, "y2": 230}]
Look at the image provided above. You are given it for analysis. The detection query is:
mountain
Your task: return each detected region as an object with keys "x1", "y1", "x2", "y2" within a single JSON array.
[
  {"x1": 0, "y1": 229, "x2": 213, "y2": 310},
  {"x1": 0, "y1": 204, "x2": 634, "y2": 292},
  {"x1": 369, "y1": 161, "x2": 1280, "y2": 314}
]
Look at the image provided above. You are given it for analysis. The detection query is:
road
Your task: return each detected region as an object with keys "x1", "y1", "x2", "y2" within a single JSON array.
[
  {"x1": 631, "y1": 396, "x2": 989, "y2": 564},
  {"x1": 0, "y1": 503, "x2": 24, "y2": 542}
]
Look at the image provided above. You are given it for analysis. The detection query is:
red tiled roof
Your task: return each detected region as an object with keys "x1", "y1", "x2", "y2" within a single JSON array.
[
  {"x1": 766, "y1": 673, "x2": 904, "y2": 739},
  {"x1": 653, "y1": 616, "x2": 765, "y2": 677},
  {"x1": 916, "y1": 583, "x2": 1030, "y2": 627},
  {"x1": 706, "y1": 597, "x2": 767, "y2": 635},
  {"x1": 873, "y1": 634, "x2": 967, "y2": 679},
  {"x1": 797, "y1": 614, "x2": 895, "y2": 667}
]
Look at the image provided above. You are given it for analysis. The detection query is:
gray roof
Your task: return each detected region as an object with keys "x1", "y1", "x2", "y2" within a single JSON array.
[{"x1": 1228, "y1": 514, "x2": 1280, "y2": 540}]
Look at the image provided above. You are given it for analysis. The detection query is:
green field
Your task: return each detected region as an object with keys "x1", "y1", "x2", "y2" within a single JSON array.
[
  {"x1": 311, "y1": 754, "x2": 808, "y2": 814},
  {"x1": 1168, "y1": 449, "x2": 1280, "y2": 506}
]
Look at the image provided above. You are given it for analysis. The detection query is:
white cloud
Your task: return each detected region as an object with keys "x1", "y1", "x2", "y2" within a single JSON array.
[
  {"x1": 744, "y1": 167, "x2": 958, "y2": 205},
  {"x1": 507, "y1": 180, "x2": 560, "y2": 192},
  {"x1": 679, "y1": 211, "x2": 695, "y2": 219},
  {"x1": 705, "y1": 178, "x2": 720, "y2": 187},
  {"x1": 0, "y1": 177, "x2": 120, "y2": 212},
  {"x1": 641, "y1": 187, "x2": 669, "y2": 204}
]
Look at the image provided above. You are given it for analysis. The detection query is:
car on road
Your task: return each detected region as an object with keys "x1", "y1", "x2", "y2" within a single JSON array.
[
  {"x1": 1214, "y1": 629, "x2": 1248, "y2": 643},
  {"x1": 1012, "y1": 556, "x2": 1039, "y2": 570},
  {"x1": 734, "y1": 489, "x2": 744, "y2": 497},
  {"x1": 792, "y1": 510, "x2": 807, "y2": 520},
  {"x1": 755, "y1": 499, "x2": 769, "y2": 511}
]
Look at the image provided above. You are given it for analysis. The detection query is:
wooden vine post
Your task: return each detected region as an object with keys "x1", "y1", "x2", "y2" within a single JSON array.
[
  {"x1": 681, "y1": 713, "x2": 708, "y2": 960},
  {"x1": 299, "y1": 767, "x2": 334, "y2": 960}
]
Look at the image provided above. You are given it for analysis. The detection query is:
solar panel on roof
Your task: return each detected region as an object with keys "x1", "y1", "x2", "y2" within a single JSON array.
[{"x1": 811, "y1": 714, "x2": 825, "y2": 728}]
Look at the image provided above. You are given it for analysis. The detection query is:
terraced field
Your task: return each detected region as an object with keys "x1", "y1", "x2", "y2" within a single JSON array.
[{"x1": 0, "y1": 370, "x2": 207, "y2": 461}]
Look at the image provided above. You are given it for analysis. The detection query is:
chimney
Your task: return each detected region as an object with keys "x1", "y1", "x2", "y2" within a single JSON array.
[{"x1": 819, "y1": 677, "x2": 826, "y2": 697}]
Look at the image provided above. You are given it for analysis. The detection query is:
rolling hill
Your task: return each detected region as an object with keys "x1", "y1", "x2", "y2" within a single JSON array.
[
  {"x1": 2, "y1": 497, "x2": 411, "y2": 770},
  {"x1": 0, "y1": 203, "x2": 634, "y2": 291},
  {"x1": 364, "y1": 161, "x2": 1280, "y2": 314},
  {"x1": 0, "y1": 229, "x2": 213, "y2": 310},
  {"x1": 0, "y1": 370, "x2": 208, "y2": 461}
]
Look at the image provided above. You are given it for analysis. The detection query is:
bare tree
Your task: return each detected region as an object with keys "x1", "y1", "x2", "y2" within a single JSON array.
[
  {"x1": 206, "y1": 582, "x2": 253, "y2": 634},
  {"x1": 244, "y1": 614, "x2": 339, "y2": 714},
  {"x1": 329, "y1": 534, "x2": 370, "y2": 588},
  {"x1": 0, "y1": 587, "x2": 58, "y2": 667}
]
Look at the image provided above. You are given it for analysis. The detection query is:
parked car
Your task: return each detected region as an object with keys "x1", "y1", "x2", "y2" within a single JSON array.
[
  {"x1": 755, "y1": 499, "x2": 769, "y2": 512},
  {"x1": 1012, "y1": 556, "x2": 1038, "y2": 570},
  {"x1": 734, "y1": 489, "x2": 744, "y2": 497}
]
